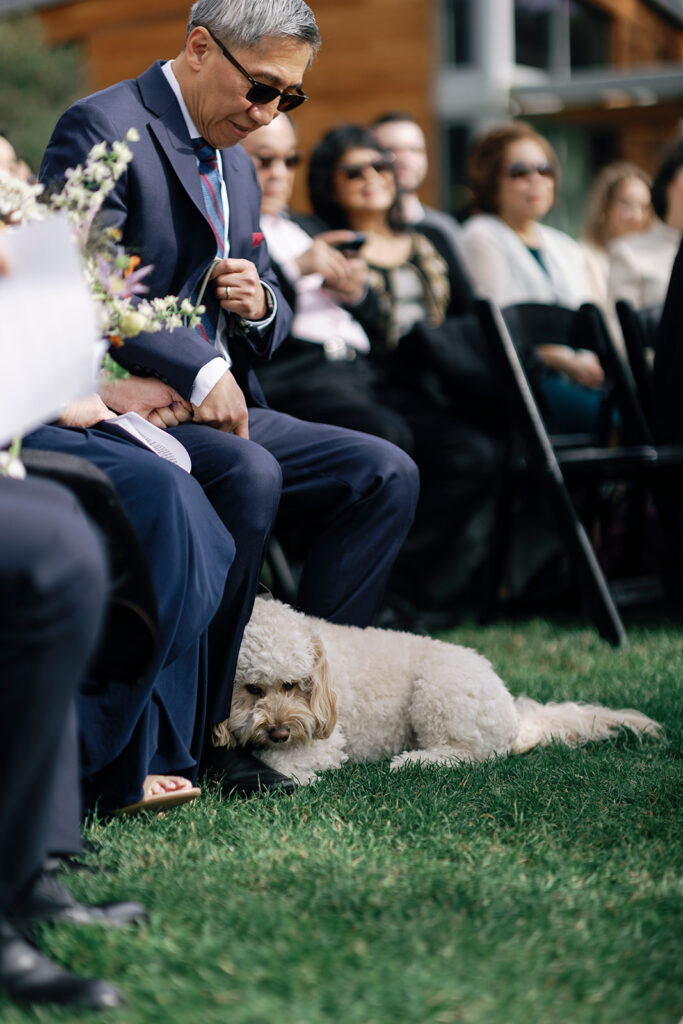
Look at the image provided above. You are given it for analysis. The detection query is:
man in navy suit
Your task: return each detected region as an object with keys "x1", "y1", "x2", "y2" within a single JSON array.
[{"x1": 39, "y1": 0, "x2": 419, "y2": 793}]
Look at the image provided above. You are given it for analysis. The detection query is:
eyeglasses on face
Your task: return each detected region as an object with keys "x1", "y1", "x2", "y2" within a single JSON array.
[
  {"x1": 337, "y1": 158, "x2": 395, "y2": 181},
  {"x1": 252, "y1": 152, "x2": 303, "y2": 170},
  {"x1": 505, "y1": 161, "x2": 555, "y2": 180},
  {"x1": 196, "y1": 24, "x2": 308, "y2": 112}
]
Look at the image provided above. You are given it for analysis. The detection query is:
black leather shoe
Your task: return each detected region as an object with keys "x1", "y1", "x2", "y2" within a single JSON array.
[
  {"x1": 0, "y1": 920, "x2": 123, "y2": 1009},
  {"x1": 7, "y1": 872, "x2": 148, "y2": 931},
  {"x1": 205, "y1": 746, "x2": 295, "y2": 795}
]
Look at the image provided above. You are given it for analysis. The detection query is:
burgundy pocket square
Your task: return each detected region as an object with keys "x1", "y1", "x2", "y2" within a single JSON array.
[{"x1": 252, "y1": 231, "x2": 265, "y2": 248}]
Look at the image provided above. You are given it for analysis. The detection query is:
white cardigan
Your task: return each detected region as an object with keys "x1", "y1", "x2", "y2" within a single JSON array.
[
  {"x1": 607, "y1": 219, "x2": 681, "y2": 312},
  {"x1": 460, "y1": 213, "x2": 592, "y2": 309}
]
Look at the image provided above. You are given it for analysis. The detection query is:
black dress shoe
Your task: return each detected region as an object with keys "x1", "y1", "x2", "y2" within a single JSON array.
[
  {"x1": 0, "y1": 920, "x2": 123, "y2": 1009},
  {"x1": 204, "y1": 746, "x2": 295, "y2": 795},
  {"x1": 7, "y1": 872, "x2": 148, "y2": 931}
]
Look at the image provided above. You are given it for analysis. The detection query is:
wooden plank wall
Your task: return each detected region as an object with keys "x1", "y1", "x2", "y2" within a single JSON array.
[
  {"x1": 38, "y1": 0, "x2": 682, "y2": 209},
  {"x1": 39, "y1": 0, "x2": 437, "y2": 211}
]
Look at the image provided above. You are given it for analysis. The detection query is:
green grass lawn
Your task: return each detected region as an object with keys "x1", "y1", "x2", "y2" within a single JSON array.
[{"x1": 3, "y1": 617, "x2": 682, "y2": 1024}]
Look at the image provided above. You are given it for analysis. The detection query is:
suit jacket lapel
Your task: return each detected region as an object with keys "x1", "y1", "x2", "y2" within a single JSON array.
[
  {"x1": 136, "y1": 61, "x2": 210, "y2": 227},
  {"x1": 222, "y1": 148, "x2": 246, "y2": 257}
]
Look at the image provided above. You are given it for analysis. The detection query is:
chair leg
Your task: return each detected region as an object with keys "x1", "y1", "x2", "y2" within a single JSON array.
[
  {"x1": 549, "y1": 474, "x2": 628, "y2": 646},
  {"x1": 263, "y1": 535, "x2": 298, "y2": 605},
  {"x1": 479, "y1": 467, "x2": 516, "y2": 624}
]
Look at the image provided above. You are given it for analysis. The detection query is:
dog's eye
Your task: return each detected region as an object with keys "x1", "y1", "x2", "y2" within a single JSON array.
[
  {"x1": 245, "y1": 684, "x2": 264, "y2": 697},
  {"x1": 282, "y1": 681, "x2": 295, "y2": 692}
]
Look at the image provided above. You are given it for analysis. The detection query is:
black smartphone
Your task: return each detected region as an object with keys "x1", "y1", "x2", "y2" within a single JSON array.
[{"x1": 333, "y1": 233, "x2": 366, "y2": 254}]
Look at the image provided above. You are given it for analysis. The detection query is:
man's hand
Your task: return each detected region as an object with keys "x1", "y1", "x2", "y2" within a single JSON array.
[
  {"x1": 59, "y1": 395, "x2": 116, "y2": 429},
  {"x1": 97, "y1": 375, "x2": 193, "y2": 429},
  {"x1": 191, "y1": 368, "x2": 249, "y2": 438},
  {"x1": 211, "y1": 258, "x2": 268, "y2": 321}
]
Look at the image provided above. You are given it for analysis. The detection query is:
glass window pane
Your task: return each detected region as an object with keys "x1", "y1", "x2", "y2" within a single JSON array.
[
  {"x1": 514, "y1": 0, "x2": 561, "y2": 70},
  {"x1": 443, "y1": 123, "x2": 472, "y2": 218},
  {"x1": 443, "y1": 0, "x2": 473, "y2": 66},
  {"x1": 569, "y1": 0, "x2": 610, "y2": 69}
]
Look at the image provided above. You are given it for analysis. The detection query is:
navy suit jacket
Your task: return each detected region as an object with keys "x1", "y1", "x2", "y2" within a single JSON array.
[{"x1": 40, "y1": 60, "x2": 291, "y2": 405}]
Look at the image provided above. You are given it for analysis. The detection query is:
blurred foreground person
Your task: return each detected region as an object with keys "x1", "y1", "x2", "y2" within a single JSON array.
[{"x1": 0, "y1": 241, "x2": 146, "y2": 1011}]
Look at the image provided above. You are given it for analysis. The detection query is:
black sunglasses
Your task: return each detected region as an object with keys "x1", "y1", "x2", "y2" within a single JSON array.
[
  {"x1": 252, "y1": 152, "x2": 303, "y2": 170},
  {"x1": 197, "y1": 24, "x2": 308, "y2": 112},
  {"x1": 337, "y1": 158, "x2": 394, "y2": 181},
  {"x1": 505, "y1": 161, "x2": 555, "y2": 179}
]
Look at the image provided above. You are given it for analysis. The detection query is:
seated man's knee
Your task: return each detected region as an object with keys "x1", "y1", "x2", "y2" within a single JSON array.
[
  {"x1": 227, "y1": 443, "x2": 283, "y2": 534},
  {"x1": 366, "y1": 436, "x2": 420, "y2": 521}
]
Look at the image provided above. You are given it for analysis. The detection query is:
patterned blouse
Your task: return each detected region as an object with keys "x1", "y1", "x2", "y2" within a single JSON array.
[{"x1": 365, "y1": 231, "x2": 451, "y2": 350}]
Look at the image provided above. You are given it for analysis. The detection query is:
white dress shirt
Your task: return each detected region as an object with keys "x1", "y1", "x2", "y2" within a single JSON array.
[{"x1": 161, "y1": 61, "x2": 276, "y2": 405}]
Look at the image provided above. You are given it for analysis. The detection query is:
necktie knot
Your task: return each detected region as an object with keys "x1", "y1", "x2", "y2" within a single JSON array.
[{"x1": 192, "y1": 136, "x2": 217, "y2": 166}]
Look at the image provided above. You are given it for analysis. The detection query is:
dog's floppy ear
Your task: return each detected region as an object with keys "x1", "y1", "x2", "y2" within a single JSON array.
[
  {"x1": 212, "y1": 719, "x2": 237, "y2": 749},
  {"x1": 308, "y1": 635, "x2": 337, "y2": 739}
]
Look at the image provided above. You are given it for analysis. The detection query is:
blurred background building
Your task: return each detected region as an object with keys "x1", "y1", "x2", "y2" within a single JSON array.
[{"x1": 1, "y1": 0, "x2": 682, "y2": 229}]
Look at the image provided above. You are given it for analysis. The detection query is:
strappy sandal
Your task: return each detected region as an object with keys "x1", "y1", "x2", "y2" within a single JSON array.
[{"x1": 115, "y1": 775, "x2": 201, "y2": 815}]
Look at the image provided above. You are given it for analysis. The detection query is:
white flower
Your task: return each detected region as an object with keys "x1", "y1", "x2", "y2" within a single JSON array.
[
  {"x1": 126, "y1": 128, "x2": 140, "y2": 143},
  {"x1": 118, "y1": 309, "x2": 149, "y2": 337}
]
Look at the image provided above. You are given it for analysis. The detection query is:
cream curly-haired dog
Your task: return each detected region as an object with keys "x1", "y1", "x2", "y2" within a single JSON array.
[{"x1": 213, "y1": 597, "x2": 660, "y2": 783}]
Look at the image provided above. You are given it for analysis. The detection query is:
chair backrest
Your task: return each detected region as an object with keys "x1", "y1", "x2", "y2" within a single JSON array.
[
  {"x1": 21, "y1": 448, "x2": 159, "y2": 683},
  {"x1": 579, "y1": 303, "x2": 654, "y2": 446},
  {"x1": 615, "y1": 300, "x2": 661, "y2": 427},
  {"x1": 499, "y1": 301, "x2": 610, "y2": 445},
  {"x1": 475, "y1": 300, "x2": 568, "y2": 481}
]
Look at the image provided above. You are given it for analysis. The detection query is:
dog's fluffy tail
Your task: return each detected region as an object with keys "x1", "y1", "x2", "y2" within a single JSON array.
[{"x1": 511, "y1": 696, "x2": 661, "y2": 755}]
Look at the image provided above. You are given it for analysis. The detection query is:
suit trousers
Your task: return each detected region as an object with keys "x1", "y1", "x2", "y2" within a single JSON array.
[
  {"x1": 0, "y1": 476, "x2": 107, "y2": 911},
  {"x1": 168, "y1": 407, "x2": 419, "y2": 723},
  {"x1": 22, "y1": 424, "x2": 234, "y2": 812}
]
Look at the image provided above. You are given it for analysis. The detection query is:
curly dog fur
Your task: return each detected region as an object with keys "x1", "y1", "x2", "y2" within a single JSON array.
[{"x1": 213, "y1": 597, "x2": 661, "y2": 783}]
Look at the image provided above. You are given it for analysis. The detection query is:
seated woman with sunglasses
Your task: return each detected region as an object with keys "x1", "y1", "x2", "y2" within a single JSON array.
[
  {"x1": 460, "y1": 121, "x2": 604, "y2": 434},
  {"x1": 307, "y1": 124, "x2": 503, "y2": 621}
]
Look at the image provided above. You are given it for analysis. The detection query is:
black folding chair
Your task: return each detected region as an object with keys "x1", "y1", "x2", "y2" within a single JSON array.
[
  {"x1": 615, "y1": 300, "x2": 662, "y2": 429},
  {"x1": 21, "y1": 449, "x2": 159, "y2": 681},
  {"x1": 476, "y1": 298, "x2": 683, "y2": 645}
]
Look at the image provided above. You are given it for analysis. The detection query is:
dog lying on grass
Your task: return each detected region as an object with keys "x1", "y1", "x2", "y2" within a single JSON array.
[{"x1": 213, "y1": 597, "x2": 661, "y2": 784}]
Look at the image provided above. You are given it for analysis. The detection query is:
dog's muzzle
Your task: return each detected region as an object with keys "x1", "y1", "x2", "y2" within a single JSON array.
[{"x1": 268, "y1": 726, "x2": 291, "y2": 743}]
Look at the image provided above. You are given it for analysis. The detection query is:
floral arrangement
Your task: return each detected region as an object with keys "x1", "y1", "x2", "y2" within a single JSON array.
[
  {"x1": 0, "y1": 128, "x2": 203, "y2": 357},
  {"x1": 0, "y1": 129, "x2": 204, "y2": 474}
]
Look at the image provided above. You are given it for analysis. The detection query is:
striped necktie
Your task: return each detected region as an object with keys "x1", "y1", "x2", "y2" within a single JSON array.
[{"x1": 192, "y1": 136, "x2": 225, "y2": 343}]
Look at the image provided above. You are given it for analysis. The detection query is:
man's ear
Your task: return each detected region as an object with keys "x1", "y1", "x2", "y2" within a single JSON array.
[{"x1": 184, "y1": 25, "x2": 212, "y2": 70}]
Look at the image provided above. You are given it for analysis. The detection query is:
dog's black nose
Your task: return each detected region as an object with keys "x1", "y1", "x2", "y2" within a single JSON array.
[{"x1": 268, "y1": 726, "x2": 291, "y2": 743}]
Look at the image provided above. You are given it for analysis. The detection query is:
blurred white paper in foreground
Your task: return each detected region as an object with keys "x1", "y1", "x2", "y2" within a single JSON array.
[{"x1": 0, "y1": 214, "x2": 99, "y2": 447}]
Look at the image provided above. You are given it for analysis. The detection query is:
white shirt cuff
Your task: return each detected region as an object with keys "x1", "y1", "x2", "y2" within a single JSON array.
[
  {"x1": 191, "y1": 357, "x2": 229, "y2": 407},
  {"x1": 240, "y1": 281, "x2": 277, "y2": 331}
]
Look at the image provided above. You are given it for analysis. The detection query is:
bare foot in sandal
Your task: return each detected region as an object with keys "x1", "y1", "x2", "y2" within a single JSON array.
[{"x1": 115, "y1": 774, "x2": 201, "y2": 815}]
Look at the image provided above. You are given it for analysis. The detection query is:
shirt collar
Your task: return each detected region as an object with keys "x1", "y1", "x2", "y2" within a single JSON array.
[{"x1": 161, "y1": 60, "x2": 202, "y2": 141}]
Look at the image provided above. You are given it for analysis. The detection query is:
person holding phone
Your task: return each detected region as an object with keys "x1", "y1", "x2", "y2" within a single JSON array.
[
  {"x1": 249, "y1": 119, "x2": 501, "y2": 625},
  {"x1": 242, "y1": 114, "x2": 413, "y2": 449}
]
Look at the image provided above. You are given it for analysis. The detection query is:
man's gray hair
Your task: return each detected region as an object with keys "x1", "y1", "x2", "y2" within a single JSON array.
[{"x1": 188, "y1": 0, "x2": 321, "y2": 55}]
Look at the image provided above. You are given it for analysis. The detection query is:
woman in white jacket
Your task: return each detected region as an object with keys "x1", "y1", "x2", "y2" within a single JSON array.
[{"x1": 461, "y1": 121, "x2": 604, "y2": 433}]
